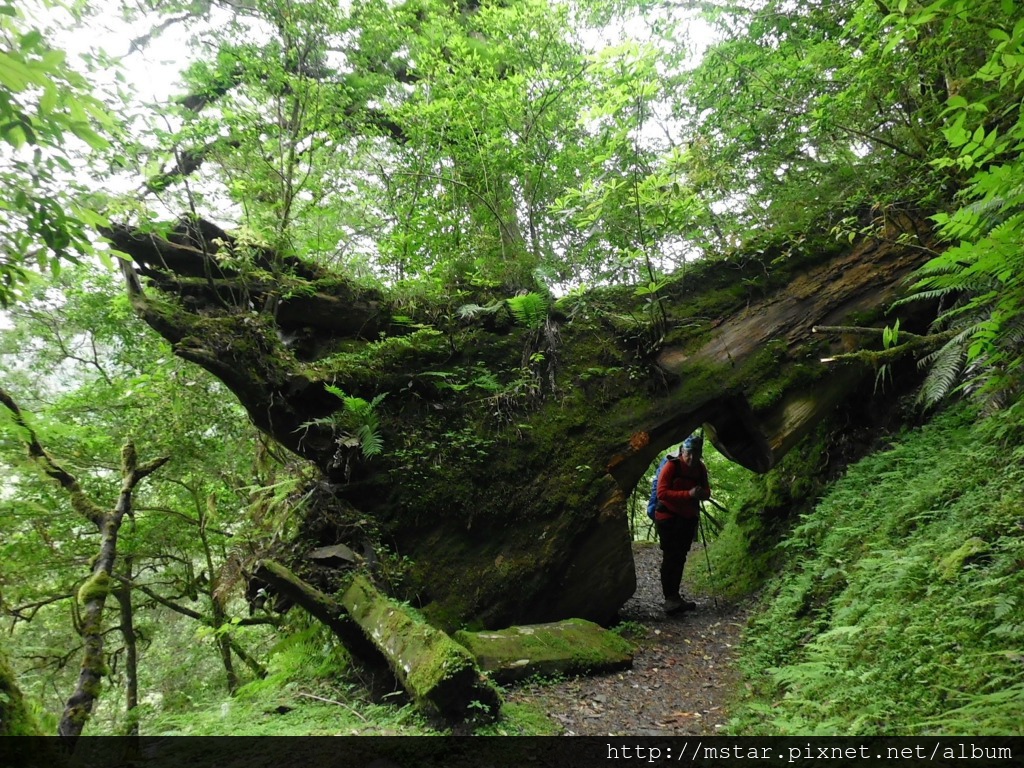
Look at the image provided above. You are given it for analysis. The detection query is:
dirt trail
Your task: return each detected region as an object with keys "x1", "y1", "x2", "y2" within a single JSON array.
[{"x1": 507, "y1": 542, "x2": 749, "y2": 736}]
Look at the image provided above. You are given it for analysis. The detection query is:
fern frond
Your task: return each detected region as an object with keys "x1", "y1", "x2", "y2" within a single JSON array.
[
  {"x1": 892, "y1": 286, "x2": 962, "y2": 309},
  {"x1": 457, "y1": 301, "x2": 503, "y2": 320},
  {"x1": 916, "y1": 342, "x2": 966, "y2": 408},
  {"x1": 298, "y1": 415, "x2": 342, "y2": 430},
  {"x1": 912, "y1": 260, "x2": 968, "y2": 278},
  {"x1": 506, "y1": 292, "x2": 550, "y2": 329},
  {"x1": 343, "y1": 394, "x2": 370, "y2": 416},
  {"x1": 324, "y1": 383, "x2": 347, "y2": 400},
  {"x1": 356, "y1": 423, "x2": 384, "y2": 457}
]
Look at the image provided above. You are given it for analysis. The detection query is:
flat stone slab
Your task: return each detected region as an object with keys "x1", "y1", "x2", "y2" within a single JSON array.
[{"x1": 453, "y1": 618, "x2": 634, "y2": 684}]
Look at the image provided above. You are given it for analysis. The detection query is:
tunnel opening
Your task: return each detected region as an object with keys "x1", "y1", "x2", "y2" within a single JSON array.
[{"x1": 620, "y1": 408, "x2": 762, "y2": 611}]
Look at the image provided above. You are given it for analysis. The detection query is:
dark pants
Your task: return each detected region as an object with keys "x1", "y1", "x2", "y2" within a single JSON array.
[{"x1": 656, "y1": 515, "x2": 699, "y2": 600}]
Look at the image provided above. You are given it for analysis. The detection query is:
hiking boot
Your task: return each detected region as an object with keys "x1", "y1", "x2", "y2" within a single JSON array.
[{"x1": 664, "y1": 596, "x2": 697, "y2": 614}]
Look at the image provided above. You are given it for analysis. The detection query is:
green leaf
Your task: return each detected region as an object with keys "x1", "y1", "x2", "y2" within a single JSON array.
[
  {"x1": 0, "y1": 51, "x2": 33, "y2": 91},
  {"x1": 37, "y1": 84, "x2": 58, "y2": 114},
  {"x1": 69, "y1": 124, "x2": 108, "y2": 150},
  {"x1": 882, "y1": 30, "x2": 906, "y2": 56},
  {"x1": 19, "y1": 30, "x2": 43, "y2": 49}
]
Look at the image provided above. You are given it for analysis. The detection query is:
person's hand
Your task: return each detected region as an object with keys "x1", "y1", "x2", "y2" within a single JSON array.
[{"x1": 690, "y1": 487, "x2": 703, "y2": 499}]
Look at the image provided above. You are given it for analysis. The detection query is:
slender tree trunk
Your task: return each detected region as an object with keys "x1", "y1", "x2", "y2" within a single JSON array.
[
  {"x1": 59, "y1": 503, "x2": 126, "y2": 741},
  {"x1": 227, "y1": 637, "x2": 267, "y2": 680},
  {"x1": 115, "y1": 554, "x2": 140, "y2": 737},
  {"x1": 214, "y1": 611, "x2": 239, "y2": 694},
  {"x1": 200, "y1": 494, "x2": 238, "y2": 693}
]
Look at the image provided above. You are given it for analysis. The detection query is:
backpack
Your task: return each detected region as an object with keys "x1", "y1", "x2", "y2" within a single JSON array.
[{"x1": 646, "y1": 456, "x2": 671, "y2": 520}]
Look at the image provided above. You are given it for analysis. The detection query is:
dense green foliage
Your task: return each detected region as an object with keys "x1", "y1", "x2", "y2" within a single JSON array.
[
  {"x1": 0, "y1": 270, "x2": 278, "y2": 734},
  {"x1": 729, "y1": 403, "x2": 1024, "y2": 734},
  {"x1": 0, "y1": 0, "x2": 111, "y2": 307}
]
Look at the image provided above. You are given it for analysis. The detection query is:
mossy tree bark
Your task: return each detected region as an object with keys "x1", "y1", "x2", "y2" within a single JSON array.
[
  {"x1": 0, "y1": 388, "x2": 169, "y2": 746},
  {"x1": 64, "y1": 445, "x2": 168, "y2": 744},
  {"x1": 108, "y1": 214, "x2": 939, "y2": 630},
  {"x1": 0, "y1": 641, "x2": 41, "y2": 736}
]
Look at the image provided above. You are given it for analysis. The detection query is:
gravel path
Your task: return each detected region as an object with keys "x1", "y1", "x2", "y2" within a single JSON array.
[{"x1": 507, "y1": 541, "x2": 749, "y2": 736}]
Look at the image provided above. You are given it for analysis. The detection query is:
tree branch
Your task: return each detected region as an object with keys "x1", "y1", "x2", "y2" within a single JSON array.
[
  {"x1": 0, "y1": 387, "x2": 105, "y2": 528},
  {"x1": 8, "y1": 593, "x2": 75, "y2": 624},
  {"x1": 131, "y1": 581, "x2": 279, "y2": 627},
  {"x1": 813, "y1": 325, "x2": 959, "y2": 366}
]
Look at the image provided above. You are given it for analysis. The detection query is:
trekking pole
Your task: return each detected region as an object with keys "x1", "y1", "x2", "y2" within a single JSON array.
[{"x1": 698, "y1": 501, "x2": 719, "y2": 611}]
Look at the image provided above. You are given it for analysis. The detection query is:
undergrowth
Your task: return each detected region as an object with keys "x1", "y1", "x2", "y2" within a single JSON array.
[
  {"x1": 144, "y1": 620, "x2": 434, "y2": 736},
  {"x1": 727, "y1": 402, "x2": 1024, "y2": 735},
  {"x1": 142, "y1": 616, "x2": 556, "y2": 735}
]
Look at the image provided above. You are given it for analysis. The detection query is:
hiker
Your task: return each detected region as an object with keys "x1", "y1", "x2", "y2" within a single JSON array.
[{"x1": 654, "y1": 434, "x2": 711, "y2": 614}]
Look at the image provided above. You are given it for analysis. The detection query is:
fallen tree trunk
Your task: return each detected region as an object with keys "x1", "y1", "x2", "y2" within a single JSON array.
[
  {"x1": 111, "y1": 214, "x2": 940, "y2": 629},
  {"x1": 453, "y1": 619, "x2": 634, "y2": 685},
  {"x1": 341, "y1": 574, "x2": 502, "y2": 720},
  {"x1": 255, "y1": 560, "x2": 501, "y2": 720},
  {"x1": 253, "y1": 560, "x2": 376, "y2": 660}
]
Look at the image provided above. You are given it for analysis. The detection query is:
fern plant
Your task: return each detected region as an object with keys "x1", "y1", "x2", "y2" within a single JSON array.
[
  {"x1": 506, "y1": 292, "x2": 549, "y2": 330},
  {"x1": 302, "y1": 385, "x2": 387, "y2": 458},
  {"x1": 881, "y1": 4, "x2": 1024, "y2": 413},
  {"x1": 898, "y1": 247, "x2": 1024, "y2": 411}
]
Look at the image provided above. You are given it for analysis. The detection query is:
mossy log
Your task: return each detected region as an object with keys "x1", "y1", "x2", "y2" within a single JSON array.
[
  {"x1": 341, "y1": 575, "x2": 502, "y2": 720},
  {"x1": 112, "y1": 213, "x2": 941, "y2": 630},
  {"x1": 256, "y1": 561, "x2": 501, "y2": 720},
  {"x1": 253, "y1": 560, "x2": 377, "y2": 661},
  {"x1": 453, "y1": 619, "x2": 634, "y2": 684}
]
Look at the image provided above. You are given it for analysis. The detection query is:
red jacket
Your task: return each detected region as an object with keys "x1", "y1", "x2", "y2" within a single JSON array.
[{"x1": 655, "y1": 456, "x2": 710, "y2": 521}]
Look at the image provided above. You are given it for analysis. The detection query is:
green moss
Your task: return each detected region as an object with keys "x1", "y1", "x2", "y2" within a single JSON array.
[
  {"x1": 78, "y1": 570, "x2": 114, "y2": 605},
  {"x1": 405, "y1": 636, "x2": 476, "y2": 693},
  {"x1": 937, "y1": 537, "x2": 989, "y2": 581},
  {"x1": 0, "y1": 647, "x2": 42, "y2": 736},
  {"x1": 341, "y1": 575, "x2": 501, "y2": 719},
  {"x1": 473, "y1": 701, "x2": 562, "y2": 735},
  {"x1": 69, "y1": 491, "x2": 106, "y2": 526},
  {"x1": 453, "y1": 619, "x2": 634, "y2": 684}
]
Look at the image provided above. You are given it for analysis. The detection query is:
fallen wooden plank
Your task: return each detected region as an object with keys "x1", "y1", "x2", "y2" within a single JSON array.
[{"x1": 454, "y1": 618, "x2": 634, "y2": 684}]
